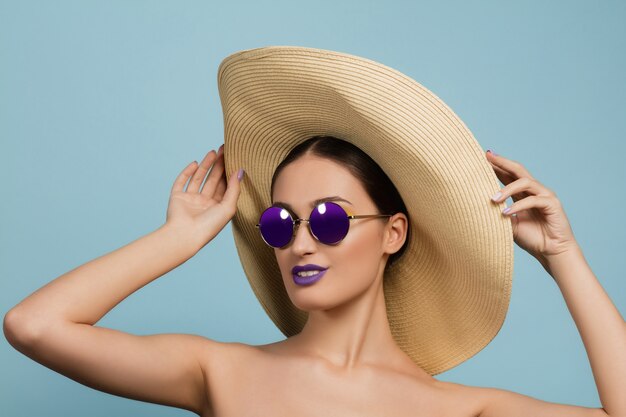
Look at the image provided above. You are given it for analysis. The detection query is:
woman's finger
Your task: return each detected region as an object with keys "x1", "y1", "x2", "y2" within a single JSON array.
[
  {"x1": 220, "y1": 168, "x2": 244, "y2": 214},
  {"x1": 188, "y1": 149, "x2": 218, "y2": 193},
  {"x1": 491, "y1": 176, "x2": 553, "y2": 205},
  {"x1": 490, "y1": 163, "x2": 516, "y2": 186},
  {"x1": 212, "y1": 169, "x2": 228, "y2": 202},
  {"x1": 171, "y1": 161, "x2": 199, "y2": 194},
  {"x1": 499, "y1": 194, "x2": 553, "y2": 217},
  {"x1": 486, "y1": 151, "x2": 536, "y2": 181},
  {"x1": 201, "y1": 146, "x2": 225, "y2": 196}
]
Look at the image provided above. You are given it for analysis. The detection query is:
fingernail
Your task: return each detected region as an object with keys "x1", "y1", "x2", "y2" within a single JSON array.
[
  {"x1": 487, "y1": 149, "x2": 499, "y2": 156},
  {"x1": 491, "y1": 191, "x2": 502, "y2": 201},
  {"x1": 237, "y1": 168, "x2": 245, "y2": 181},
  {"x1": 502, "y1": 207, "x2": 511, "y2": 214}
]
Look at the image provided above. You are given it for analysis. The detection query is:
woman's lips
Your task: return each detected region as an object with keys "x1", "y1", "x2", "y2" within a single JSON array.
[
  {"x1": 292, "y1": 264, "x2": 327, "y2": 274},
  {"x1": 292, "y1": 269, "x2": 328, "y2": 286}
]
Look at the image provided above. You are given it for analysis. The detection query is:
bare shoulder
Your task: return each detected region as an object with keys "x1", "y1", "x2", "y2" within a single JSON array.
[
  {"x1": 193, "y1": 337, "x2": 256, "y2": 369},
  {"x1": 431, "y1": 380, "x2": 485, "y2": 417},
  {"x1": 436, "y1": 380, "x2": 608, "y2": 417},
  {"x1": 195, "y1": 338, "x2": 264, "y2": 383}
]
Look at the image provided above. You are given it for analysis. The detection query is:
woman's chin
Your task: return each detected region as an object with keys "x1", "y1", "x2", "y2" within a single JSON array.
[
  {"x1": 284, "y1": 276, "x2": 373, "y2": 313},
  {"x1": 288, "y1": 291, "x2": 342, "y2": 312}
]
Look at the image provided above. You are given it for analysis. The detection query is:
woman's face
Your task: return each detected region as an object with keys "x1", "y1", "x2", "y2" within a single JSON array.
[{"x1": 271, "y1": 153, "x2": 394, "y2": 312}]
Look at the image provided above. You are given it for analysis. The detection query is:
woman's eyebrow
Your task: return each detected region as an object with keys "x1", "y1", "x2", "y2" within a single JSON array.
[{"x1": 272, "y1": 196, "x2": 353, "y2": 212}]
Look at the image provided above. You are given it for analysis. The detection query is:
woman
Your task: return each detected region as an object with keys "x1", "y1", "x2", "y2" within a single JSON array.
[{"x1": 4, "y1": 46, "x2": 624, "y2": 417}]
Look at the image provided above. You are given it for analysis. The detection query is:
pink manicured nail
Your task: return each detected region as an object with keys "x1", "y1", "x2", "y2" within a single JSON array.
[
  {"x1": 491, "y1": 191, "x2": 502, "y2": 201},
  {"x1": 237, "y1": 168, "x2": 245, "y2": 181}
]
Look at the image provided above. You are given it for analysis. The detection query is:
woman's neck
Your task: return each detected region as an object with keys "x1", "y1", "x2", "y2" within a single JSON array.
[{"x1": 287, "y1": 272, "x2": 407, "y2": 372}]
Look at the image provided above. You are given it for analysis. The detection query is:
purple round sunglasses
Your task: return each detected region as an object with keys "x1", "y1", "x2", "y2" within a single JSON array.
[{"x1": 255, "y1": 201, "x2": 393, "y2": 248}]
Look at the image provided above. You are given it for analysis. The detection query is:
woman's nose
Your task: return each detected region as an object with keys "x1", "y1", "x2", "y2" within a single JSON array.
[{"x1": 290, "y1": 220, "x2": 317, "y2": 255}]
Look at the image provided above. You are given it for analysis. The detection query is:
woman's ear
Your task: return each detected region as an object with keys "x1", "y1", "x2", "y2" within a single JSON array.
[{"x1": 384, "y1": 213, "x2": 408, "y2": 255}]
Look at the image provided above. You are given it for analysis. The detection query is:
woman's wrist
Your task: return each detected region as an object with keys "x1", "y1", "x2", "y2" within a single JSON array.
[
  {"x1": 158, "y1": 220, "x2": 206, "y2": 256},
  {"x1": 541, "y1": 244, "x2": 585, "y2": 283}
]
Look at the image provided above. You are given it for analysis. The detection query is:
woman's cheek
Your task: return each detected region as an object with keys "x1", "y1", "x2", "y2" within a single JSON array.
[{"x1": 337, "y1": 229, "x2": 384, "y2": 287}]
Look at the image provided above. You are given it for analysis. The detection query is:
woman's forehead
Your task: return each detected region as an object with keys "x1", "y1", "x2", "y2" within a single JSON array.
[
  {"x1": 272, "y1": 195, "x2": 353, "y2": 212},
  {"x1": 272, "y1": 157, "x2": 367, "y2": 205}
]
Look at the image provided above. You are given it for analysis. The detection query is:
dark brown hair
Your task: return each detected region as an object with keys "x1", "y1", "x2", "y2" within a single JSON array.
[{"x1": 270, "y1": 135, "x2": 410, "y2": 271}]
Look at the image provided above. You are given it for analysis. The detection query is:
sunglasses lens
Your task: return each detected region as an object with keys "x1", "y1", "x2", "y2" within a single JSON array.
[
  {"x1": 258, "y1": 206, "x2": 293, "y2": 248},
  {"x1": 310, "y1": 202, "x2": 349, "y2": 244}
]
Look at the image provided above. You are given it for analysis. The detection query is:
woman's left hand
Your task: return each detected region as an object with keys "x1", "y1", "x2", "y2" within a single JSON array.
[{"x1": 485, "y1": 150, "x2": 580, "y2": 265}]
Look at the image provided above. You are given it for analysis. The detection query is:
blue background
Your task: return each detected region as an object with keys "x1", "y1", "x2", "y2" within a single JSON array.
[{"x1": 1, "y1": 1, "x2": 625, "y2": 416}]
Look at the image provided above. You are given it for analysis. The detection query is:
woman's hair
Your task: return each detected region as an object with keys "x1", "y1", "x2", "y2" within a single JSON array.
[{"x1": 270, "y1": 135, "x2": 410, "y2": 271}]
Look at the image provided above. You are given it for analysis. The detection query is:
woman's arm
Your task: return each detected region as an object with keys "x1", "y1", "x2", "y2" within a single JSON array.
[
  {"x1": 3, "y1": 146, "x2": 243, "y2": 415},
  {"x1": 545, "y1": 246, "x2": 625, "y2": 416},
  {"x1": 476, "y1": 151, "x2": 625, "y2": 417},
  {"x1": 5, "y1": 223, "x2": 197, "y2": 331},
  {"x1": 3, "y1": 224, "x2": 214, "y2": 415},
  {"x1": 475, "y1": 245, "x2": 625, "y2": 417}
]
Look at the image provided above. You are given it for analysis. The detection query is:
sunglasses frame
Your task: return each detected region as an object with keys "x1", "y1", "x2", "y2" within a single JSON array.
[{"x1": 254, "y1": 201, "x2": 393, "y2": 248}]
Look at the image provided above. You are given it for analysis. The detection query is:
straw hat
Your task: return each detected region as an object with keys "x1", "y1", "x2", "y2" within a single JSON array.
[{"x1": 218, "y1": 45, "x2": 514, "y2": 376}]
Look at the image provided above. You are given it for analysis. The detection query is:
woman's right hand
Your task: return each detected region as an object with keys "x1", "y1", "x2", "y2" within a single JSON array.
[{"x1": 164, "y1": 144, "x2": 243, "y2": 251}]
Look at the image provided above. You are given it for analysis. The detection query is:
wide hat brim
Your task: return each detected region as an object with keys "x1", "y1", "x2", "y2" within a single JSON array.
[{"x1": 218, "y1": 45, "x2": 514, "y2": 376}]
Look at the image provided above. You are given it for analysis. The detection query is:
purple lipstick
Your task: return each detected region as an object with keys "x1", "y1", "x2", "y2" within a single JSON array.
[{"x1": 292, "y1": 264, "x2": 328, "y2": 286}]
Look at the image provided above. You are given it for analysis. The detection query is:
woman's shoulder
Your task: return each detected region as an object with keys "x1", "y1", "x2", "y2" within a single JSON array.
[
  {"x1": 433, "y1": 380, "x2": 487, "y2": 416},
  {"x1": 197, "y1": 338, "x2": 260, "y2": 366},
  {"x1": 197, "y1": 338, "x2": 285, "y2": 378}
]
